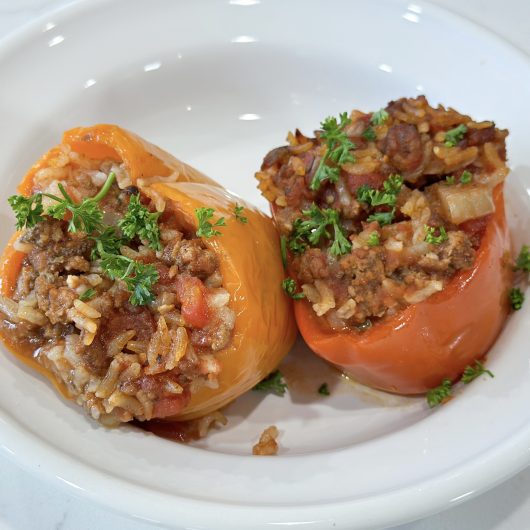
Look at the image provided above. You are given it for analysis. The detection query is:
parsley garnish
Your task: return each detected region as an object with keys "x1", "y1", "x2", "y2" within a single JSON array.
[
  {"x1": 280, "y1": 235, "x2": 287, "y2": 268},
  {"x1": 97, "y1": 246, "x2": 159, "y2": 306},
  {"x1": 509, "y1": 287, "x2": 525, "y2": 310},
  {"x1": 362, "y1": 126, "x2": 377, "y2": 142},
  {"x1": 515, "y1": 245, "x2": 530, "y2": 272},
  {"x1": 234, "y1": 204, "x2": 248, "y2": 224},
  {"x1": 318, "y1": 383, "x2": 330, "y2": 396},
  {"x1": 253, "y1": 370, "x2": 287, "y2": 396},
  {"x1": 90, "y1": 227, "x2": 124, "y2": 260},
  {"x1": 118, "y1": 194, "x2": 161, "y2": 251},
  {"x1": 281, "y1": 278, "x2": 305, "y2": 299},
  {"x1": 79, "y1": 288, "x2": 96, "y2": 302},
  {"x1": 195, "y1": 207, "x2": 226, "y2": 238},
  {"x1": 445, "y1": 175, "x2": 456, "y2": 185},
  {"x1": 310, "y1": 112, "x2": 356, "y2": 190},
  {"x1": 461, "y1": 361, "x2": 494, "y2": 384},
  {"x1": 367, "y1": 232, "x2": 380, "y2": 247},
  {"x1": 8, "y1": 194, "x2": 45, "y2": 230},
  {"x1": 291, "y1": 204, "x2": 352, "y2": 256},
  {"x1": 444, "y1": 124, "x2": 467, "y2": 147},
  {"x1": 426, "y1": 378, "x2": 452, "y2": 408},
  {"x1": 424, "y1": 225, "x2": 448, "y2": 245},
  {"x1": 371, "y1": 108, "x2": 389, "y2": 126},
  {"x1": 356, "y1": 174, "x2": 403, "y2": 227},
  {"x1": 47, "y1": 173, "x2": 116, "y2": 233},
  {"x1": 459, "y1": 170, "x2": 472, "y2": 184}
]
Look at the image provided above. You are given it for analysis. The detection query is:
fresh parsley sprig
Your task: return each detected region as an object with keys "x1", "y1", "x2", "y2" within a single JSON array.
[
  {"x1": 426, "y1": 378, "x2": 452, "y2": 408},
  {"x1": 234, "y1": 204, "x2": 248, "y2": 224},
  {"x1": 509, "y1": 287, "x2": 525, "y2": 310},
  {"x1": 289, "y1": 204, "x2": 352, "y2": 257},
  {"x1": 252, "y1": 370, "x2": 287, "y2": 396},
  {"x1": 424, "y1": 225, "x2": 448, "y2": 245},
  {"x1": 8, "y1": 194, "x2": 45, "y2": 230},
  {"x1": 118, "y1": 194, "x2": 161, "y2": 251},
  {"x1": 310, "y1": 112, "x2": 356, "y2": 191},
  {"x1": 461, "y1": 361, "x2": 494, "y2": 384},
  {"x1": 195, "y1": 207, "x2": 225, "y2": 238},
  {"x1": 515, "y1": 245, "x2": 530, "y2": 272},
  {"x1": 95, "y1": 241, "x2": 159, "y2": 306},
  {"x1": 371, "y1": 108, "x2": 389, "y2": 126},
  {"x1": 367, "y1": 232, "x2": 380, "y2": 247},
  {"x1": 444, "y1": 124, "x2": 467, "y2": 147},
  {"x1": 281, "y1": 278, "x2": 305, "y2": 300},
  {"x1": 356, "y1": 174, "x2": 404, "y2": 227}
]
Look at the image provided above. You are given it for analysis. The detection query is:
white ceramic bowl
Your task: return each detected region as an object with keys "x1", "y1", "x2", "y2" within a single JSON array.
[{"x1": 0, "y1": 1, "x2": 529, "y2": 528}]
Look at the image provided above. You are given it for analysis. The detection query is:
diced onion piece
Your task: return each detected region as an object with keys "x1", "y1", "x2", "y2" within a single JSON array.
[{"x1": 436, "y1": 184, "x2": 494, "y2": 225}]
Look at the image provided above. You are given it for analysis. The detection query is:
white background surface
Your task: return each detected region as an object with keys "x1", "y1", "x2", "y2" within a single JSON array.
[{"x1": 0, "y1": 0, "x2": 529, "y2": 529}]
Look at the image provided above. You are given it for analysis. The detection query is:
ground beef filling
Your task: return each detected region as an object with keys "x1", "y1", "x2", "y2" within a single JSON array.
[
  {"x1": 256, "y1": 96, "x2": 508, "y2": 329},
  {"x1": 0, "y1": 150, "x2": 235, "y2": 425}
]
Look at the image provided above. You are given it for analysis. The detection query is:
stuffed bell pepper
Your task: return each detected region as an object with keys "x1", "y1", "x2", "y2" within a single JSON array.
[
  {"x1": 0, "y1": 125, "x2": 296, "y2": 428},
  {"x1": 256, "y1": 96, "x2": 513, "y2": 394}
]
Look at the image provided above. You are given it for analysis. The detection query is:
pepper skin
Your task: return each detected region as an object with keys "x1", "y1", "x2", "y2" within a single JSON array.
[
  {"x1": 0, "y1": 125, "x2": 297, "y2": 420},
  {"x1": 294, "y1": 185, "x2": 512, "y2": 394}
]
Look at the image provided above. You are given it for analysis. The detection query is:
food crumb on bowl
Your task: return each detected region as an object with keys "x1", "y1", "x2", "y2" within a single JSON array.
[{"x1": 252, "y1": 425, "x2": 279, "y2": 456}]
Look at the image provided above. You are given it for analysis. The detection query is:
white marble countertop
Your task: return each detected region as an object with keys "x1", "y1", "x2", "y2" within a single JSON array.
[{"x1": 0, "y1": 1, "x2": 529, "y2": 529}]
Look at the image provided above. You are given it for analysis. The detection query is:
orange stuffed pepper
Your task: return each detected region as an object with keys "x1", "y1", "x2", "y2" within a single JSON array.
[
  {"x1": 256, "y1": 96, "x2": 513, "y2": 394},
  {"x1": 0, "y1": 125, "x2": 296, "y2": 428}
]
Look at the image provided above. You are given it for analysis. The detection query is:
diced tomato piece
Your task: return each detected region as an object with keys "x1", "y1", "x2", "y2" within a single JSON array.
[{"x1": 176, "y1": 275, "x2": 210, "y2": 328}]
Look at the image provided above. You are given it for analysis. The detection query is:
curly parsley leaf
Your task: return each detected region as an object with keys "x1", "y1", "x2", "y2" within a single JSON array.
[
  {"x1": 367, "y1": 232, "x2": 380, "y2": 247},
  {"x1": 424, "y1": 225, "x2": 448, "y2": 245},
  {"x1": 234, "y1": 204, "x2": 248, "y2": 224},
  {"x1": 310, "y1": 112, "x2": 356, "y2": 190},
  {"x1": 195, "y1": 207, "x2": 226, "y2": 238},
  {"x1": 461, "y1": 361, "x2": 494, "y2": 384},
  {"x1": 8, "y1": 194, "x2": 45, "y2": 230},
  {"x1": 253, "y1": 370, "x2": 287, "y2": 396},
  {"x1": 459, "y1": 170, "x2": 472, "y2": 184},
  {"x1": 426, "y1": 378, "x2": 452, "y2": 408},
  {"x1": 281, "y1": 278, "x2": 305, "y2": 299},
  {"x1": 291, "y1": 204, "x2": 352, "y2": 257},
  {"x1": 370, "y1": 108, "x2": 389, "y2": 126},
  {"x1": 367, "y1": 209, "x2": 395, "y2": 226},
  {"x1": 444, "y1": 124, "x2": 467, "y2": 147},
  {"x1": 79, "y1": 288, "x2": 96, "y2": 302},
  {"x1": 118, "y1": 194, "x2": 161, "y2": 251},
  {"x1": 90, "y1": 227, "x2": 124, "y2": 260},
  {"x1": 318, "y1": 382, "x2": 330, "y2": 396},
  {"x1": 445, "y1": 175, "x2": 456, "y2": 185},
  {"x1": 515, "y1": 245, "x2": 530, "y2": 272},
  {"x1": 509, "y1": 287, "x2": 525, "y2": 310},
  {"x1": 362, "y1": 126, "x2": 377, "y2": 142},
  {"x1": 98, "y1": 247, "x2": 159, "y2": 306}
]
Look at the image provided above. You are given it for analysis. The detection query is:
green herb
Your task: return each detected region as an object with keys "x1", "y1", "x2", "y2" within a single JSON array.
[
  {"x1": 444, "y1": 124, "x2": 467, "y2": 147},
  {"x1": 310, "y1": 112, "x2": 356, "y2": 190},
  {"x1": 90, "y1": 227, "x2": 124, "y2": 260},
  {"x1": 96, "y1": 241, "x2": 159, "y2": 306},
  {"x1": 461, "y1": 361, "x2": 494, "y2": 384},
  {"x1": 118, "y1": 194, "x2": 161, "y2": 251},
  {"x1": 459, "y1": 170, "x2": 472, "y2": 184},
  {"x1": 252, "y1": 370, "x2": 287, "y2": 396},
  {"x1": 356, "y1": 174, "x2": 403, "y2": 227},
  {"x1": 445, "y1": 175, "x2": 456, "y2": 185},
  {"x1": 79, "y1": 288, "x2": 96, "y2": 302},
  {"x1": 424, "y1": 225, "x2": 448, "y2": 245},
  {"x1": 367, "y1": 209, "x2": 395, "y2": 227},
  {"x1": 509, "y1": 287, "x2": 525, "y2": 310},
  {"x1": 289, "y1": 204, "x2": 352, "y2": 257},
  {"x1": 318, "y1": 383, "x2": 330, "y2": 396},
  {"x1": 371, "y1": 108, "x2": 389, "y2": 126},
  {"x1": 234, "y1": 204, "x2": 248, "y2": 224},
  {"x1": 426, "y1": 378, "x2": 452, "y2": 408},
  {"x1": 515, "y1": 244, "x2": 530, "y2": 272},
  {"x1": 362, "y1": 126, "x2": 377, "y2": 142},
  {"x1": 8, "y1": 194, "x2": 45, "y2": 230},
  {"x1": 281, "y1": 278, "x2": 305, "y2": 299},
  {"x1": 367, "y1": 232, "x2": 380, "y2": 247},
  {"x1": 280, "y1": 235, "x2": 287, "y2": 268},
  {"x1": 195, "y1": 207, "x2": 226, "y2": 238},
  {"x1": 46, "y1": 172, "x2": 116, "y2": 234}
]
